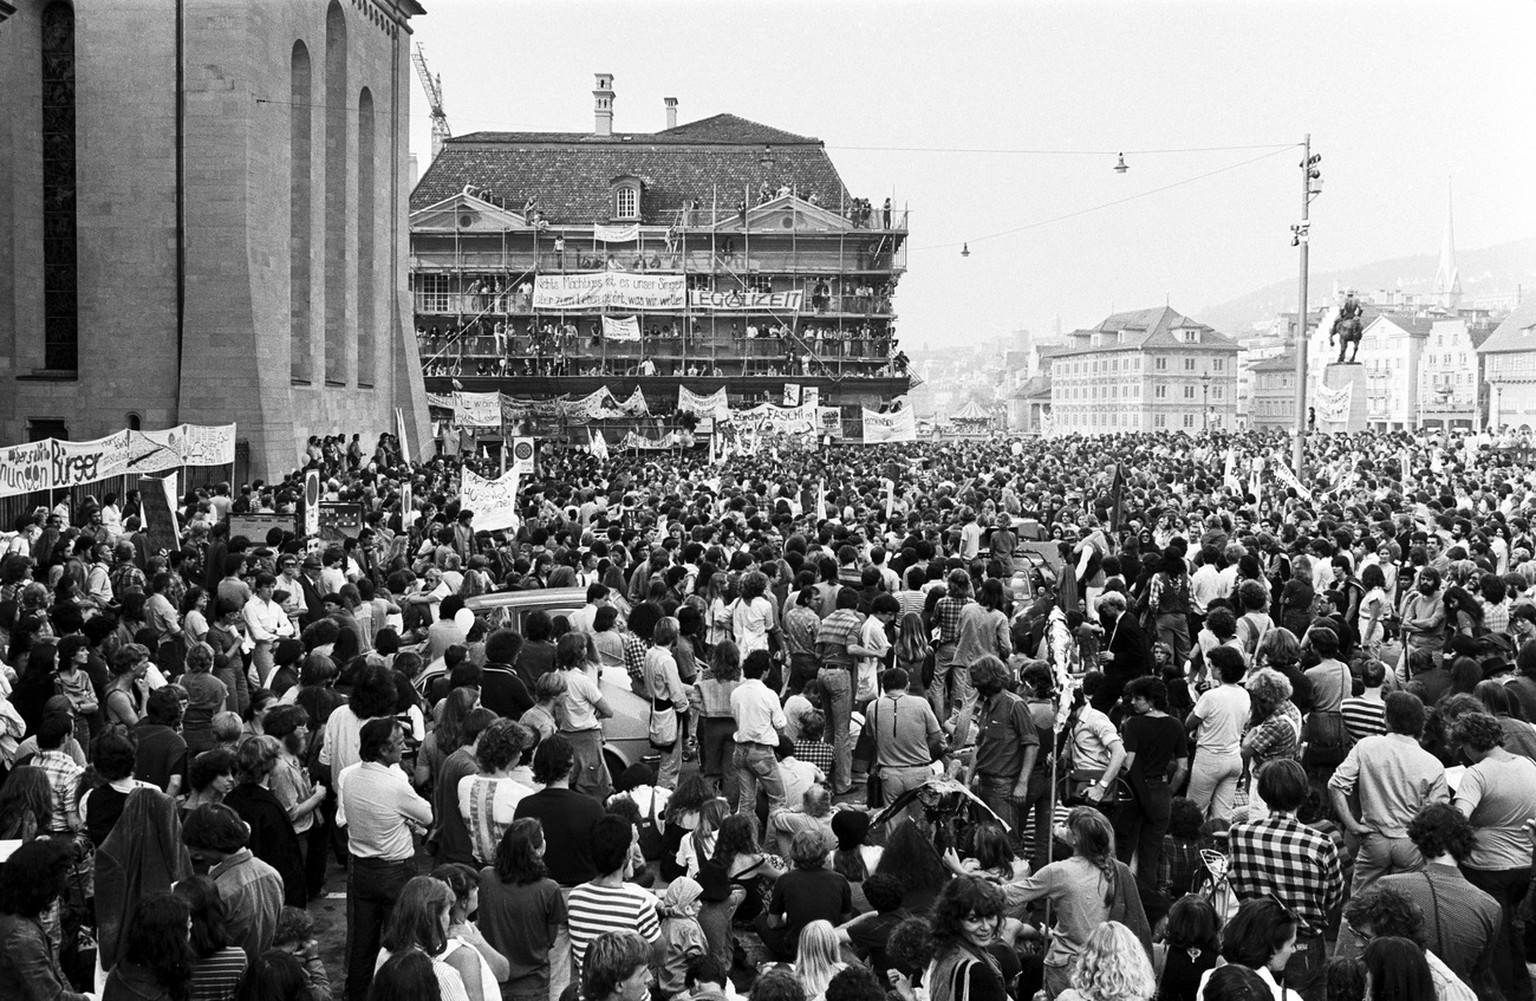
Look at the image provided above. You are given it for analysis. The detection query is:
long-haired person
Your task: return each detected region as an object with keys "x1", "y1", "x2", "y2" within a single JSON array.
[
  {"x1": 794, "y1": 920, "x2": 847, "y2": 1001},
  {"x1": 1361, "y1": 938, "x2": 1436, "y2": 1001},
  {"x1": 0, "y1": 763, "x2": 53, "y2": 839},
  {"x1": 429, "y1": 863, "x2": 507, "y2": 1001},
  {"x1": 926, "y1": 875, "x2": 1009, "y2": 1001},
  {"x1": 102, "y1": 891, "x2": 197, "y2": 1001},
  {"x1": 0, "y1": 839, "x2": 88, "y2": 1001},
  {"x1": 477, "y1": 819, "x2": 565, "y2": 1001},
  {"x1": 239, "y1": 950, "x2": 316, "y2": 1001},
  {"x1": 1003, "y1": 806, "x2": 1150, "y2": 998},
  {"x1": 368, "y1": 950, "x2": 443, "y2": 1001},
  {"x1": 376, "y1": 876, "x2": 470, "y2": 1001},
  {"x1": 1056, "y1": 921, "x2": 1156, "y2": 1001},
  {"x1": 175, "y1": 874, "x2": 250, "y2": 1001},
  {"x1": 1155, "y1": 895, "x2": 1221, "y2": 1001}
]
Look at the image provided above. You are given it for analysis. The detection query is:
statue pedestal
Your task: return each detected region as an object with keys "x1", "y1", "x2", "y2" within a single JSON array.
[{"x1": 1318, "y1": 363, "x2": 1368, "y2": 433}]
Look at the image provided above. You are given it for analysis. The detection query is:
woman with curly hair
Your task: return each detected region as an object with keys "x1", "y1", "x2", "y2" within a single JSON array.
[
  {"x1": 173, "y1": 875, "x2": 249, "y2": 1001},
  {"x1": 1003, "y1": 806, "x2": 1150, "y2": 999},
  {"x1": 0, "y1": 839, "x2": 86, "y2": 1001},
  {"x1": 102, "y1": 891, "x2": 197, "y2": 1001},
  {"x1": 1057, "y1": 921, "x2": 1155, "y2": 1001},
  {"x1": 1240, "y1": 668, "x2": 1301, "y2": 816},
  {"x1": 925, "y1": 875, "x2": 1009, "y2": 1001},
  {"x1": 478, "y1": 819, "x2": 564, "y2": 1001},
  {"x1": 1450, "y1": 711, "x2": 1536, "y2": 1001},
  {"x1": 731, "y1": 571, "x2": 778, "y2": 660}
]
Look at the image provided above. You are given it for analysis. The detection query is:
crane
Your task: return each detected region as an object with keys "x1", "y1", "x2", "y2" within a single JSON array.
[{"x1": 412, "y1": 42, "x2": 450, "y2": 161}]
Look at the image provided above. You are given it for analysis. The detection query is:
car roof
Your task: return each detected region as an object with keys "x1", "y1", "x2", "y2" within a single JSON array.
[{"x1": 462, "y1": 587, "x2": 589, "y2": 613}]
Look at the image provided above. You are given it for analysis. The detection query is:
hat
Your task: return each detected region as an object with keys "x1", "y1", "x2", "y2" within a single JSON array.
[
  {"x1": 321, "y1": 593, "x2": 345, "y2": 606},
  {"x1": 831, "y1": 809, "x2": 872, "y2": 852},
  {"x1": 301, "y1": 555, "x2": 322, "y2": 569},
  {"x1": 660, "y1": 876, "x2": 703, "y2": 913}
]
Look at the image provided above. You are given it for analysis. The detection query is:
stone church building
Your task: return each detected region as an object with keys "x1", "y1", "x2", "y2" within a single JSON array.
[{"x1": 0, "y1": 0, "x2": 429, "y2": 477}]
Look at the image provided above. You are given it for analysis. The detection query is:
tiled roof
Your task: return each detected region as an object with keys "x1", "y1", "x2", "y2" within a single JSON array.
[
  {"x1": 411, "y1": 115, "x2": 849, "y2": 223},
  {"x1": 1009, "y1": 374, "x2": 1052, "y2": 399},
  {"x1": 1476, "y1": 297, "x2": 1536, "y2": 354},
  {"x1": 1061, "y1": 305, "x2": 1240, "y2": 353}
]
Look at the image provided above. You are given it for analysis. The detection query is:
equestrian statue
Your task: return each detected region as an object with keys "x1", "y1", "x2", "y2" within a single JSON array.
[{"x1": 1330, "y1": 290, "x2": 1363, "y2": 364}]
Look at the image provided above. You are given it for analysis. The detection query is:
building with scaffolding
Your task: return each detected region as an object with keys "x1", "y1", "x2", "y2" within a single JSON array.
[{"x1": 406, "y1": 77, "x2": 912, "y2": 443}]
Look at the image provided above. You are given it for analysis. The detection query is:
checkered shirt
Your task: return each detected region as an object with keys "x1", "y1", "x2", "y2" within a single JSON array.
[
  {"x1": 624, "y1": 634, "x2": 649, "y2": 689},
  {"x1": 34, "y1": 748, "x2": 84, "y2": 835},
  {"x1": 932, "y1": 596, "x2": 968, "y2": 644},
  {"x1": 1226, "y1": 812, "x2": 1344, "y2": 933},
  {"x1": 794, "y1": 739, "x2": 835, "y2": 775}
]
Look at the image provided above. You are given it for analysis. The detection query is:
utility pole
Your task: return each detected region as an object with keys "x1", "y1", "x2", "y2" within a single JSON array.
[{"x1": 1292, "y1": 135, "x2": 1321, "y2": 479}]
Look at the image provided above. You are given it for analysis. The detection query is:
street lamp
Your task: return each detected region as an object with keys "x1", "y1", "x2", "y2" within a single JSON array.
[{"x1": 1202, "y1": 373, "x2": 1211, "y2": 430}]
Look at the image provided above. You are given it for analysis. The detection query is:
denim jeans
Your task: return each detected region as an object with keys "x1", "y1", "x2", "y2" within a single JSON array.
[
  {"x1": 733, "y1": 742, "x2": 785, "y2": 818},
  {"x1": 1350, "y1": 832, "x2": 1423, "y2": 896},
  {"x1": 818, "y1": 667, "x2": 854, "y2": 794},
  {"x1": 928, "y1": 642, "x2": 957, "y2": 720},
  {"x1": 975, "y1": 772, "x2": 1021, "y2": 834},
  {"x1": 344, "y1": 855, "x2": 416, "y2": 1001}
]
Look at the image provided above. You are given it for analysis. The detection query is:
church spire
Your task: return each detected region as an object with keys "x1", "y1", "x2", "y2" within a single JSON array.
[{"x1": 1434, "y1": 178, "x2": 1462, "y2": 309}]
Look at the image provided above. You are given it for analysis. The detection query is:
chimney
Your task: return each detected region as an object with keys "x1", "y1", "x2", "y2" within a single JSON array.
[
  {"x1": 593, "y1": 73, "x2": 614, "y2": 136},
  {"x1": 664, "y1": 97, "x2": 678, "y2": 130}
]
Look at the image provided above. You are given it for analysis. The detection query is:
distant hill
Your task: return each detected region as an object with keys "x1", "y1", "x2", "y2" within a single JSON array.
[{"x1": 1198, "y1": 237, "x2": 1536, "y2": 336}]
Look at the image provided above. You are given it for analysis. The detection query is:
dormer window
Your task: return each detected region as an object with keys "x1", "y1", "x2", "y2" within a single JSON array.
[{"x1": 611, "y1": 178, "x2": 641, "y2": 221}]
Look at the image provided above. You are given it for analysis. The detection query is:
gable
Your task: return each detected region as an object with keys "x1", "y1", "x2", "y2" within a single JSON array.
[
  {"x1": 409, "y1": 192, "x2": 533, "y2": 233},
  {"x1": 711, "y1": 194, "x2": 863, "y2": 234}
]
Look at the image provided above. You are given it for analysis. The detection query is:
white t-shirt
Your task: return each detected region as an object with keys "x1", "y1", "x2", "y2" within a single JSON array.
[
  {"x1": 1190, "y1": 684, "x2": 1252, "y2": 757},
  {"x1": 561, "y1": 668, "x2": 605, "y2": 732}
]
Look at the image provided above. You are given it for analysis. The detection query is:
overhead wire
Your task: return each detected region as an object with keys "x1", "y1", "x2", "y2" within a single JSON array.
[{"x1": 912, "y1": 145, "x2": 1301, "y2": 253}]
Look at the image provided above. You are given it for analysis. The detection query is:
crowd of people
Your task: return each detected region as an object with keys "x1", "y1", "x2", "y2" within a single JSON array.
[{"x1": 2, "y1": 425, "x2": 1536, "y2": 1001}]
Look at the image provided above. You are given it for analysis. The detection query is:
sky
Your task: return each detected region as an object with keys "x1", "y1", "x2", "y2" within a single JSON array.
[{"x1": 407, "y1": 1, "x2": 1536, "y2": 349}]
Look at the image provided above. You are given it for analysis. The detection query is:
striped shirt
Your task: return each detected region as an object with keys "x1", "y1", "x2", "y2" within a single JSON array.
[
  {"x1": 1340, "y1": 696, "x2": 1388, "y2": 741},
  {"x1": 566, "y1": 881, "x2": 661, "y2": 971},
  {"x1": 188, "y1": 945, "x2": 247, "y2": 1001}
]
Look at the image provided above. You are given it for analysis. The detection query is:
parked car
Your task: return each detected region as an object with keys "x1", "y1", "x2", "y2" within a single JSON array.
[{"x1": 452, "y1": 587, "x2": 657, "y2": 778}]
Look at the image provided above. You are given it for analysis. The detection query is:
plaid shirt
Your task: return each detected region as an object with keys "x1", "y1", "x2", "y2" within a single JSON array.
[
  {"x1": 816, "y1": 608, "x2": 866, "y2": 669},
  {"x1": 1227, "y1": 812, "x2": 1344, "y2": 933},
  {"x1": 794, "y1": 739, "x2": 835, "y2": 775},
  {"x1": 1158, "y1": 834, "x2": 1208, "y2": 900},
  {"x1": 110, "y1": 561, "x2": 146, "y2": 597},
  {"x1": 932, "y1": 596, "x2": 968, "y2": 645},
  {"x1": 34, "y1": 748, "x2": 84, "y2": 834},
  {"x1": 624, "y1": 634, "x2": 649, "y2": 689},
  {"x1": 1481, "y1": 597, "x2": 1512, "y2": 637}
]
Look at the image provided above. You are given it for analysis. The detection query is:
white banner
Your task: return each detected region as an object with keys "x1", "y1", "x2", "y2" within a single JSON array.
[
  {"x1": 1316, "y1": 381, "x2": 1354, "y2": 425},
  {"x1": 509, "y1": 437, "x2": 536, "y2": 475},
  {"x1": 602, "y1": 316, "x2": 641, "y2": 342},
  {"x1": 593, "y1": 223, "x2": 640, "y2": 243},
  {"x1": 733, "y1": 403, "x2": 820, "y2": 435},
  {"x1": 532, "y1": 272, "x2": 685, "y2": 311},
  {"x1": 782, "y1": 383, "x2": 802, "y2": 407},
  {"x1": 803, "y1": 386, "x2": 820, "y2": 411},
  {"x1": 1273, "y1": 459, "x2": 1313, "y2": 501},
  {"x1": 618, "y1": 386, "x2": 649, "y2": 416},
  {"x1": 861, "y1": 407, "x2": 918, "y2": 444},
  {"x1": 1223, "y1": 449, "x2": 1241, "y2": 493},
  {"x1": 679, "y1": 386, "x2": 729, "y2": 420},
  {"x1": 688, "y1": 289, "x2": 805, "y2": 311},
  {"x1": 453, "y1": 391, "x2": 502, "y2": 428},
  {"x1": 461, "y1": 468, "x2": 521, "y2": 532},
  {"x1": 0, "y1": 423, "x2": 237, "y2": 498},
  {"x1": 589, "y1": 429, "x2": 610, "y2": 461}
]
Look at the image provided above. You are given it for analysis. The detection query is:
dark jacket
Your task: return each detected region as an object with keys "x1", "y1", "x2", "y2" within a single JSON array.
[
  {"x1": 224, "y1": 782, "x2": 307, "y2": 907},
  {"x1": 0, "y1": 912, "x2": 90, "y2": 1001}
]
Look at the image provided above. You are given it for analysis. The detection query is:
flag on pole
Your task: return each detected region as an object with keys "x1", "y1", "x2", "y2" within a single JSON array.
[
  {"x1": 1108, "y1": 463, "x2": 1127, "y2": 533},
  {"x1": 815, "y1": 479, "x2": 827, "y2": 521}
]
